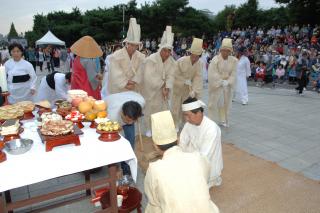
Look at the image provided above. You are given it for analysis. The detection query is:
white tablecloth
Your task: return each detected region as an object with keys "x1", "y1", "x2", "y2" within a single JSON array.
[{"x1": 0, "y1": 121, "x2": 137, "y2": 192}]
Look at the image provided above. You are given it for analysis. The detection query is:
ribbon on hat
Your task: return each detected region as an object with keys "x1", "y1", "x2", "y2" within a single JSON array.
[{"x1": 182, "y1": 100, "x2": 206, "y2": 112}]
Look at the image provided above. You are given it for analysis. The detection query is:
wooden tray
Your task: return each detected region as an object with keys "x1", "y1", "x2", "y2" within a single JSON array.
[
  {"x1": 22, "y1": 111, "x2": 34, "y2": 120},
  {"x1": 37, "y1": 125, "x2": 83, "y2": 152},
  {"x1": 0, "y1": 142, "x2": 6, "y2": 163},
  {"x1": 0, "y1": 151, "x2": 6, "y2": 163},
  {"x1": 2, "y1": 127, "x2": 24, "y2": 142},
  {"x1": 96, "y1": 129, "x2": 120, "y2": 142},
  {"x1": 83, "y1": 120, "x2": 97, "y2": 129},
  {"x1": 37, "y1": 108, "x2": 52, "y2": 116}
]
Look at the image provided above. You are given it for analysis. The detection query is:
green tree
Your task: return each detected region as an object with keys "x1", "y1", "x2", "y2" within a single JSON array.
[
  {"x1": 234, "y1": 0, "x2": 259, "y2": 28},
  {"x1": 212, "y1": 5, "x2": 236, "y2": 31},
  {"x1": 8, "y1": 22, "x2": 18, "y2": 39},
  {"x1": 260, "y1": 7, "x2": 290, "y2": 29},
  {"x1": 275, "y1": 0, "x2": 320, "y2": 25}
]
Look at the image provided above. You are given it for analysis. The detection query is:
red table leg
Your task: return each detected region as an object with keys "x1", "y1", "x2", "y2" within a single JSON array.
[
  {"x1": 0, "y1": 193, "x2": 8, "y2": 213},
  {"x1": 108, "y1": 164, "x2": 118, "y2": 213}
]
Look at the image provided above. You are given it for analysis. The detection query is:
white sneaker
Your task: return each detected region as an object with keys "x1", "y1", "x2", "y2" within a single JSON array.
[
  {"x1": 241, "y1": 101, "x2": 247, "y2": 105},
  {"x1": 220, "y1": 122, "x2": 229, "y2": 128},
  {"x1": 145, "y1": 130, "x2": 152, "y2": 137}
]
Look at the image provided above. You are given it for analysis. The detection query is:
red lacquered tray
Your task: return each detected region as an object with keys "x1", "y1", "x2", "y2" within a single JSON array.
[
  {"x1": 37, "y1": 125, "x2": 83, "y2": 152},
  {"x1": 96, "y1": 129, "x2": 121, "y2": 142},
  {"x1": 83, "y1": 120, "x2": 97, "y2": 129},
  {"x1": 2, "y1": 127, "x2": 24, "y2": 142},
  {"x1": 37, "y1": 107, "x2": 52, "y2": 116},
  {"x1": 22, "y1": 111, "x2": 34, "y2": 120},
  {"x1": 0, "y1": 142, "x2": 6, "y2": 163}
]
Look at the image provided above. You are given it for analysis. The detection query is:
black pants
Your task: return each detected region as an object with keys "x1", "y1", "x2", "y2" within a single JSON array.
[
  {"x1": 30, "y1": 61, "x2": 36, "y2": 72},
  {"x1": 289, "y1": 76, "x2": 296, "y2": 84},
  {"x1": 120, "y1": 124, "x2": 135, "y2": 176},
  {"x1": 47, "y1": 62, "x2": 52, "y2": 72},
  {"x1": 39, "y1": 62, "x2": 43, "y2": 71},
  {"x1": 296, "y1": 77, "x2": 307, "y2": 94}
]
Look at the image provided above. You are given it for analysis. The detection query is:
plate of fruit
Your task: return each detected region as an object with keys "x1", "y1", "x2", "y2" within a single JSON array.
[{"x1": 96, "y1": 121, "x2": 121, "y2": 142}]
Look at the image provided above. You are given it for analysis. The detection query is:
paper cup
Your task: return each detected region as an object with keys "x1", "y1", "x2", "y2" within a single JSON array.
[{"x1": 117, "y1": 195, "x2": 123, "y2": 207}]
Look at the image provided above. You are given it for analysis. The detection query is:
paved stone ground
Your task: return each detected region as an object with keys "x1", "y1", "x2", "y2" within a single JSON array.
[{"x1": 8, "y1": 66, "x2": 320, "y2": 212}]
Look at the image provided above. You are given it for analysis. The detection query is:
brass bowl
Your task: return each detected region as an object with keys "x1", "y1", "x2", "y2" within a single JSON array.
[{"x1": 5, "y1": 139, "x2": 33, "y2": 155}]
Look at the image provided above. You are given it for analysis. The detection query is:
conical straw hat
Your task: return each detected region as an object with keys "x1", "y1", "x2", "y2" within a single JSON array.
[{"x1": 70, "y1": 36, "x2": 103, "y2": 58}]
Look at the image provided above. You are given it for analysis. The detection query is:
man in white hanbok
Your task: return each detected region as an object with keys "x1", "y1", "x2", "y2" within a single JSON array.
[
  {"x1": 208, "y1": 38, "x2": 238, "y2": 127},
  {"x1": 35, "y1": 72, "x2": 71, "y2": 105},
  {"x1": 234, "y1": 47, "x2": 251, "y2": 105},
  {"x1": 101, "y1": 45, "x2": 122, "y2": 99},
  {"x1": 133, "y1": 26, "x2": 176, "y2": 137},
  {"x1": 172, "y1": 38, "x2": 203, "y2": 130},
  {"x1": 107, "y1": 18, "x2": 145, "y2": 95},
  {"x1": 144, "y1": 110, "x2": 220, "y2": 213},
  {"x1": 179, "y1": 97, "x2": 223, "y2": 188}
]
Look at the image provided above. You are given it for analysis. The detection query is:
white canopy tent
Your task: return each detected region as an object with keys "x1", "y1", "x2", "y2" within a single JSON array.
[{"x1": 36, "y1": 31, "x2": 65, "y2": 46}]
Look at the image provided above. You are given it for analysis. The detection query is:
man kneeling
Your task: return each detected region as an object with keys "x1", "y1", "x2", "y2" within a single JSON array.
[
  {"x1": 180, "y1": 97, "x2": 223, "y2": 188},
  {"x1": 144, "y1": 110, "x2": 219, "y2": 213}
]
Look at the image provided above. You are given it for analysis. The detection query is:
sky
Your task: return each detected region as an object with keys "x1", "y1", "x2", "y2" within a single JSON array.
[{"x1": 0, "y1": 0, "x2": 279, "y2": 35}]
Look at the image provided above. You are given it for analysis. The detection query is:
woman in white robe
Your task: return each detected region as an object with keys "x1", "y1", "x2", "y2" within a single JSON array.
[{"x1": 4, "y1": 43, "x2": 37, "y2": 104}]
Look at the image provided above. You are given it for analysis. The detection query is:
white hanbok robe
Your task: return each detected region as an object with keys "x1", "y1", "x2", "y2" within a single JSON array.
[
  {"x1": 208, "y1": 54, "x2": 238, "y2": 123},
  {"x1": 4, "y1": 58, "x2": 37, "y2": 104},
  {"x1": 172, "y1": 56, "x2": 203, "y2": 127},
  {"x1": 235, "y1": 55, "x2": 251, "y2": 104},
  {"x1": 35, "y1": 73, "x2": 69, "y2": 104},
  {"x1": 104, "y1": 91, "x2": 145, "y2": 126},
  {"x1": 179, "y1": 116, "x2": 223, "y2": 187},
  {"x1": 133, "y1": 52, "x2": 176, "y2": 131},
  {"x1": 108, "y1": 47, "x2": 145, "y2": 94},
  {"x1": 101, "y1": 54, "x2": 111, "y2": 99},
  {"x1": 144, "y1": 146, "x2": 220, "y2": 213},
  {"x1": 201, "y1": 51, "x2": 209, "y2": 82}
]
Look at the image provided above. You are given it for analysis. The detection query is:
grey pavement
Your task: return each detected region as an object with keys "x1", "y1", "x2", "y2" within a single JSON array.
[
  {"x1": 221, "y1": 86, "x2": 320, "y2": 181},
  {"x1": 8, "y1": 68, "x2": 320, "y2": 212}
]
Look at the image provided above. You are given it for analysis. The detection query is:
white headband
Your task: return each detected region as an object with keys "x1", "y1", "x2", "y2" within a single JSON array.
[{"x1": 182, "y1": 100, "x2": 206, "y2": 112}]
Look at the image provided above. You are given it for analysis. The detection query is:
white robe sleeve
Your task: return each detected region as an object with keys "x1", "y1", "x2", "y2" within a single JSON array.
[
  {"x1": 199, "y1": 128, "x2": 219, "y2": 159},
  {"x1": 245, "y1": 58, "x2": 251, "y2": 77},
  {"x1": 54, "y1": 74, "x2": 68, "y2": 100},
  {"x1": 144, "y1": 165, "x2": 161, "y2": 213},
  {"x1": 27, "y1": 62, "x2": 37, "y2": 90},
  {"x1": 179, "y1": 125, "x2": 191, "y2": 151}
]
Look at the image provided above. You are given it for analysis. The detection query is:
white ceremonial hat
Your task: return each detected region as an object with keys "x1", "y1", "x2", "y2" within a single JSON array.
[
  {"x1": 188, "y1": 38, "x2": 203, "y2": 55},
  {"x1": 123, "y1": 18, "x2": 141, "y2": 45},
  {"x1": 220, "y1": 38, "x2": 233, "y2": 51},
  {"x1": 151, "y1": 111, "x2": 177, "y2": 146},
  {"x1": 159, "y1": 26, "x2": 174, "y2": 50}
]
